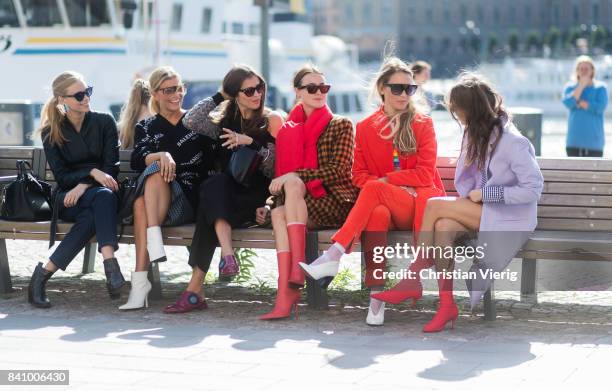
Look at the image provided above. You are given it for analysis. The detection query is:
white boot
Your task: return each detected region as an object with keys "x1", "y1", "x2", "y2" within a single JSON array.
[
  {"x1": 366, "y1": 294, "x2": 385, "y2": 326},
  {"x1": 146, "y1": 226, "x2": 166, "y2": 263},
  {"x1": 118, "y1": 271, "x2": 152, "y2": 310}
]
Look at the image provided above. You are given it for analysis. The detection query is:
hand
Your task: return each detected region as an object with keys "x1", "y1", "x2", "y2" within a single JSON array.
[
  {"x1": 255, "y1": 206, "x2": 270, "y2": 225},
  {"x1": 220, "y1": 128, "x2": 253, "y2": 149},
  {"x1": 468, "y1": 189, "x2": 483, "y2": 203},
  {"x1": 578, "y1": 77, "x2": 591, "y2": 88},
  {"x1": 158, "y1": 152, "x2": 176, "y2": 183},
  {"x1": 578, "y1": 100, "x2": 589, "y2": 109},
  {"x1": 402, "y1": 186, "x2": 417, "y2": 197},
  {"x1": 269, "y1": 172, "x2": 296, "y2": 195},
  {"x1": 64, "y1": 183, "x2": 89, "y2": 208},
  {"x1": 378, "y1": 177, "x2": 388, "y2": 183},
  {"x1": 91, "y1": 169, "x2": 118, "y2": 191}
]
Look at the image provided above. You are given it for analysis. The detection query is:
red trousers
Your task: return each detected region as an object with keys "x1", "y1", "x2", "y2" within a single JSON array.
[{"x1": 332, "y1": 181, "x2": 416, "y2": 287}]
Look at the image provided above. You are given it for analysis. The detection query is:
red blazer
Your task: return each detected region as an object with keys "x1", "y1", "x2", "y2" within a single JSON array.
[{"x1": 353, "y1": 107, "x2": 446, "y2": 232}]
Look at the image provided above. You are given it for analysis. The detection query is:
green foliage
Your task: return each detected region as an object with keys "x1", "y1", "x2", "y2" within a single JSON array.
[
  {"x1": 590, "y1": 25, "x2": 607, "y2": 50},
  {"x1": 544, "y1": 27, "x2": 561, "y2": 52},
  {"x1": 328, "y1": 267, "x2": 356, "y2": 291},
  {"x1": 233, "y1": 248, "x2": 257, "y2": 284},
  {"x1": 249, "y1": 277, "x2": 275, "y2": 295},
  {"x1": 487, "y1": 34, "x2": 499, "y2": 56},
  {"x1": 526, "y1": 30, "x2": 541, "y2": 51}
]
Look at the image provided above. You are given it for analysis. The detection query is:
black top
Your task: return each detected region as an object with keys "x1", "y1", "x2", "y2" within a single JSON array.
[
  {"x1": 42, "y1": 111, "x2": 119, "y2": 192},
  {"x1": 131, "y1": 112, "x2": 215, "y2": 208}
]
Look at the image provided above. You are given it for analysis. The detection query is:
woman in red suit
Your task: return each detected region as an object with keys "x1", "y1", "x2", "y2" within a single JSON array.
[{"x1": 300, "y1": 57, "x2": 445, "y2": 325}]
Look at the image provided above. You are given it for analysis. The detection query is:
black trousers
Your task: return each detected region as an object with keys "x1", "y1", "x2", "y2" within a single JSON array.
[
  {"x1": 188, "y1": 173, "x2": 268, "y2": 273},
  {"x1": 566, "y1": 147, "x2": 603, "y2": 157}
]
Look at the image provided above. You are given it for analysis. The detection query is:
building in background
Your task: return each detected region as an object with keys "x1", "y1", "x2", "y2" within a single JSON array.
[{"x1": 311, "y1": 0, "x2": 612, "y2": 76}]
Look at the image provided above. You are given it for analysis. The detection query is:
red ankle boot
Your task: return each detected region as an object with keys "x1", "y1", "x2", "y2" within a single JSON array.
[
  {"x1": 371, "y1": 256, "x2": 434, "y2": 305},
  {"x1": 260, "y1": 251, "x2": 301, "y2": 320},
  {"x1": 287, "y1": 223, "x2": 306, "y2": 288},
  {"x1": 423, "y1": 275, "x2": 458, "y2": 333}
]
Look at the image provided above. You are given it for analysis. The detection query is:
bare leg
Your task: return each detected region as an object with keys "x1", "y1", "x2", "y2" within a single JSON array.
[
  {"x1": 214, "y1": 219, "x2": 234, "y2": 257},
  {"x1": 186, "y1": 266, "x2": 206, "y2": 296},
  {"x1": 133, "y1": 196, "x2": 150, "y2": 272},
  {"x1": 43, "y1": 261, "x2": 58, "y2": 273},
  {"x1": 271, "y1": 206, "x2": 290, "y2": 252},
  {"x1": 100, "y1": 246, "x2": 114, "y2": 260},
  {"x1": 282, "y1": 176, "x2": 307, "y2": 224},
  {"x1": 419, "y1": 197, "x2": 482, "y2": 248},
  {"x1": 144, "y1": 172, "x2": 171, "y2": 227}
]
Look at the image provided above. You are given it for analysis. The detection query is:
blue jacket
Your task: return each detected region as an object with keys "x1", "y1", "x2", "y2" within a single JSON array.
[{"x1": 562, "y1": 81, "x2": 608, "y2": 151}]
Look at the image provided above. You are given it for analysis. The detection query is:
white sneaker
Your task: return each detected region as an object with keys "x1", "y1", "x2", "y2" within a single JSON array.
[{"x1": 366, "y1": 296, "x2": 385, "y2": 326}]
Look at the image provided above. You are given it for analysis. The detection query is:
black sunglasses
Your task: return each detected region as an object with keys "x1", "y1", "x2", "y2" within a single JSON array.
[
  {"x1": 385, "y1": 83, "x2": 418, "y2": 96},
  {"x1": 239, "y1": 83, "x2": 265, "y2": 97},
  {"x1": 298, "y1": 83, "x2": 331, "y2": 94},
  {"x1": 64, "y1": 86, "x2": 93, "y2": 102},
  {"x1": 156, "y1": 84, "x2": 186, "y2": 95}
]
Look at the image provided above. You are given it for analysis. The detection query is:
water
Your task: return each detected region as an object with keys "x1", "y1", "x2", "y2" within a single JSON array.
[{"x1": 430, "y1": 111, "x2": 612, "y2": 158}]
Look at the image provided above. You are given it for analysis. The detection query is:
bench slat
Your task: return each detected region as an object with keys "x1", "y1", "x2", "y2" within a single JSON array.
[
  {"x1": 536, "y1": 218, "x2": 612, "y2": 231},
  {"x1": 538, "y1": 206, "x2": 612, "y2": 219},
  {"x1": 538, "y1": 194, "x2": 612, "y2": 207},
  {"x1": 540, "y1": 170, "x2": 612, "y2": 183},
  {"x1": 537, "y1": 158, "x2": 612, "y2": 171},
  {"x1": 0, "y1": 148, "x2": 35, "y2": 159}
]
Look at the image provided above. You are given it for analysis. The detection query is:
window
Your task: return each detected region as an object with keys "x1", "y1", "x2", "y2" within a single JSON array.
[
  {"x1": 170, "y1": 3, "x2": 182, "y2": 31},
  {"x1": 426, "y1": 7, "x2": 433, "y2": 21},
  {"x1": 341, "y1": 94, "x2": 350, "y2": 113},
  {"x1": 0, "y1": 1, "x2": 19, "y2": 27},
  {"x1": 22, "y1": 0, "x2": 62, "y2": 27},
  {"x1": 354, "y1": 94, "x2": 362, "y2": 112},
  {"x1": 222, "y1": 21, "x2": 227, "y2": 33},
  {"x1": 460, "y1": 4, "x2": 467, "y2": 21},
  {"x1": 573, "y1": 5, "x2": 580, "y2": 23},
  {"x1": 138, "y1": 1, "x2": 154, "y2": 29},
  {"x1": 65, "y1": 0, "x2": 110, "y2": 27},
  {"x1": 232, "y1": 22, "x2": 244, "y2": 34},
  {"x1": 328, "y1": 94, "x2": 337, "y2": 112},
  {"x1": 249, "y1": 23, "x2": 259, "y2": 35},
  {"x1": 201, "y1": 7, "x2": 212, "y2": 33},
  {"x1": 493, "y1": 7, "x2": 500, "y2": 23},
  {"x1": 593, "y1": 4, "x2": 599, "y2": 23}
]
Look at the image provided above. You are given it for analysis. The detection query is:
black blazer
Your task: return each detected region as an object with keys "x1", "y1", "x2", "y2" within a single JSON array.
[{"x1": 42, "y1": 111, "x2": 120, "y2": 192}]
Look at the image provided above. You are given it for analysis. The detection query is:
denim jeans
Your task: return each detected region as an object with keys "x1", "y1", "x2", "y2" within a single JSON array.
[{"x1": 50, "y1": 187, "x2": 118, "y2": 270}]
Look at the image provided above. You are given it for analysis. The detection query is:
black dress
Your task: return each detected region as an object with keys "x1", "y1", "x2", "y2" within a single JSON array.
[
  {"x1": 131, "y1": 113, "x2": 215, "y2": 225},
  {"x1": 182, "y1": 93, "x2": 276, "y2": 273}
]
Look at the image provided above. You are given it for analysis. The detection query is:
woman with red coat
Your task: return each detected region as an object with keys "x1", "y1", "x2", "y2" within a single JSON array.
[{"x1": 300, "y1": 57, "x2": 446, "y2": 326}]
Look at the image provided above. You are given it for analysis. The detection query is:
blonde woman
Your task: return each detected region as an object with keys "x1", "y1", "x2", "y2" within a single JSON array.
[
  {"x1": 119, "y1": 66, "x2": 215, "y2": 310},
  {"x1": 29, "y1": 71, "x2": 124, "y2": 308},
  {"x1": 118, "y1": 79, "x2": 151, "y2": 150},
  {"x1": 562, "y1": 55, "x2": 608, "y2": 157},
  {"x1": 300, "y1": 57, "x2": 445, "y2": 325}
]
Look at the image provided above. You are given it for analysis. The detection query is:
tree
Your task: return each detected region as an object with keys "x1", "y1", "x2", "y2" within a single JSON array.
[
  {"x1": 544, "y1": 27, "x2": 561, "y2": 54},
  {"x1": 526, "y1": 30, "x2": 541, "y2": 54},
  {"x1": 567, "y1": 27, "x2": 582, "y2": 49},
  {"x1": 508, "y1": 29, "x2": 519, "y2": 54},
  {"x1": 470, "y1": 35, "x2": 481, "y2": 56},
  {"x1": 488, "y1": 34, "x2": 499, "y2": 57},
  {"x1": 590, "y1": 25, "x2": 607, "y2": 52}
]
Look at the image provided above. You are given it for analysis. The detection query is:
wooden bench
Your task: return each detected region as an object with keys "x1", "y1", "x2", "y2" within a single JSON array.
[{"x1": 2, "y1": 147, "x2": 612, "y2": 320}]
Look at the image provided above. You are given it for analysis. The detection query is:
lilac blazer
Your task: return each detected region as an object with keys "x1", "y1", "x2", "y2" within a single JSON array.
[{"x1": 454, "y1": 122, "x2": 544, "y2": 232}]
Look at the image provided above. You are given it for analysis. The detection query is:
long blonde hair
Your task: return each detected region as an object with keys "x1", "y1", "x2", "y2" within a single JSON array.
[
  {"x1": 118, "y1": 79, "x2": 150, "y2": 149},
  {"x1": 370, "y1": 57, "x2": 425, "y2": 155},
  {"x1": 38, "y1": 71, "x2": 86, "y2": 146},
  {"x1": 148, "y1": 66, "x2": 181, "y2": 114}
]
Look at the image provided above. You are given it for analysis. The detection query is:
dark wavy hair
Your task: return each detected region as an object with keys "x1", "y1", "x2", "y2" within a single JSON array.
[
  {"x1": 446, "y1": 72, "x2": 508, "y2": 169},
  {"x1": 211, "y1": 64, "x2": 269, "y2": 137}
]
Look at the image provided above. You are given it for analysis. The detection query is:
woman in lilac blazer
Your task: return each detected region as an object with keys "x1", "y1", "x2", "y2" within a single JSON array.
[{"x1": 374, "y1": 73, "x2": 543, "y2": 332}]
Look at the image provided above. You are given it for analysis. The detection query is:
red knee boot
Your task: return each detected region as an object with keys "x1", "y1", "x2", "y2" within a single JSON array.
[
  {"x1": 287, "y1": 223, "x2": 306, "y2": 288},
  {"x1": 260, "y1": 251, "x2": 301, "y2": 320}
]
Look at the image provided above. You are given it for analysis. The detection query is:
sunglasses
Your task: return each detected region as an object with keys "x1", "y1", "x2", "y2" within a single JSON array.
[
  {"x1": 63, "y1": 86, "x2": 93, "y2": 102},
  {"x1": 239, "y1": 83, "x2": 265, "y2": 97},
  {"x1": 298, "y1": 84, "x2": 331, "y2": 94},
  {"x1": 385, "y1": 83, "x2": 418, "y2": 96},
  {"x1": 157, "y1": 84, "x2": 186, "y2": 95}
]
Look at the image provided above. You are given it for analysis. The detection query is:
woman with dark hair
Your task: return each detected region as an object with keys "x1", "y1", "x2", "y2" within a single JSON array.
[
  {"x1": 299, "y1": 57, "x2": 445, "y2": 326},
  {"x1": 259, "y1": 64, "x2": 359, "y2": 320},
  {"x1": 30, "y1": 71, "x2": 124, "y2": 308},
  {"x1": 119, "y1": 66, "x2": 215, "y2": 310},
  {"x1": 162, "y1": 64, "x2": 283, "y2": 313},
  {"x1": 374, "y1": 72, "x2": 543, "y2": 332}
]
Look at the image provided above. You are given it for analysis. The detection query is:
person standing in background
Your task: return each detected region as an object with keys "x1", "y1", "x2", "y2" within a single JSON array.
[
  {"x1": 562, "y1": 55, "x2": 608, "y2": 157},
  {"x1": 118, "y1": 79, "x2": 152, "y2": 150},
  {"x1": 411, "y1": 61, "x2": 437, "y2": 110}
]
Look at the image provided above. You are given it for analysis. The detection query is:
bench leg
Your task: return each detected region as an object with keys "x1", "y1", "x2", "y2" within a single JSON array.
[
  {"x1": 148, "y1": 262, "x2": 162, "y2": 300},
  {"x1": 305, "y1": 231, "x2": 328, "y2": 309},
  {"x1": 483, "y1": 282, "x2": 496, "y2": 321},
  {"x1": 520, "y1": 258, "x2": 537, "y2": 297},
  {"x1": 82, "y1": 243, "x2": 96, "y2": 274},
  {"x1": 0, "y1": 239, "x2": 14, "y2": 294}
]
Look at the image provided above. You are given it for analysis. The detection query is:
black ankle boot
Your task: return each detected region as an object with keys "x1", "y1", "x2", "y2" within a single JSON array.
[
  {"x1": 103, "y1": 258, "x2": 126, "y2": 300},
  {"x1": 28, "y1": 262, "x2": 54, "y2": 308}
]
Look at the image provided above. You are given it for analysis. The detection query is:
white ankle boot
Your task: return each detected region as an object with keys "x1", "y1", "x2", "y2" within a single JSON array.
[
  {"x1": 366, "y1": 295, "x2": 385, "y2": 326},
  {"x1": 146, "y1": 226, "x2": 166, "y2": 263},
  {"x1": 119, "y1": 271, "x2": 152, "y2": 310}
]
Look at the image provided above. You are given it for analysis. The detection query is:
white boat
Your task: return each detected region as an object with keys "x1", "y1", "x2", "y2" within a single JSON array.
[{"x1": 0, "y1": 0, "x2": 367, "y2": 144}]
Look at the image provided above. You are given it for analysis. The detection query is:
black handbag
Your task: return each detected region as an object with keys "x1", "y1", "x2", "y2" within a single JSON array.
[
  {"x1": 0, "y1": 160, "x2": 53, "y2": 221},
  {"x1": 117, "y1": 176, "x2": 138, "y2": 222},
  {"x1": 226, "y1": 146, "x2": 262, "y2": 187}
]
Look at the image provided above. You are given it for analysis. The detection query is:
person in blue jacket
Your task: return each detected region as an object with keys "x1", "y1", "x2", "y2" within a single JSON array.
[{"x1": 562, "y1": 55, "x2": 608, "y2": 157}]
